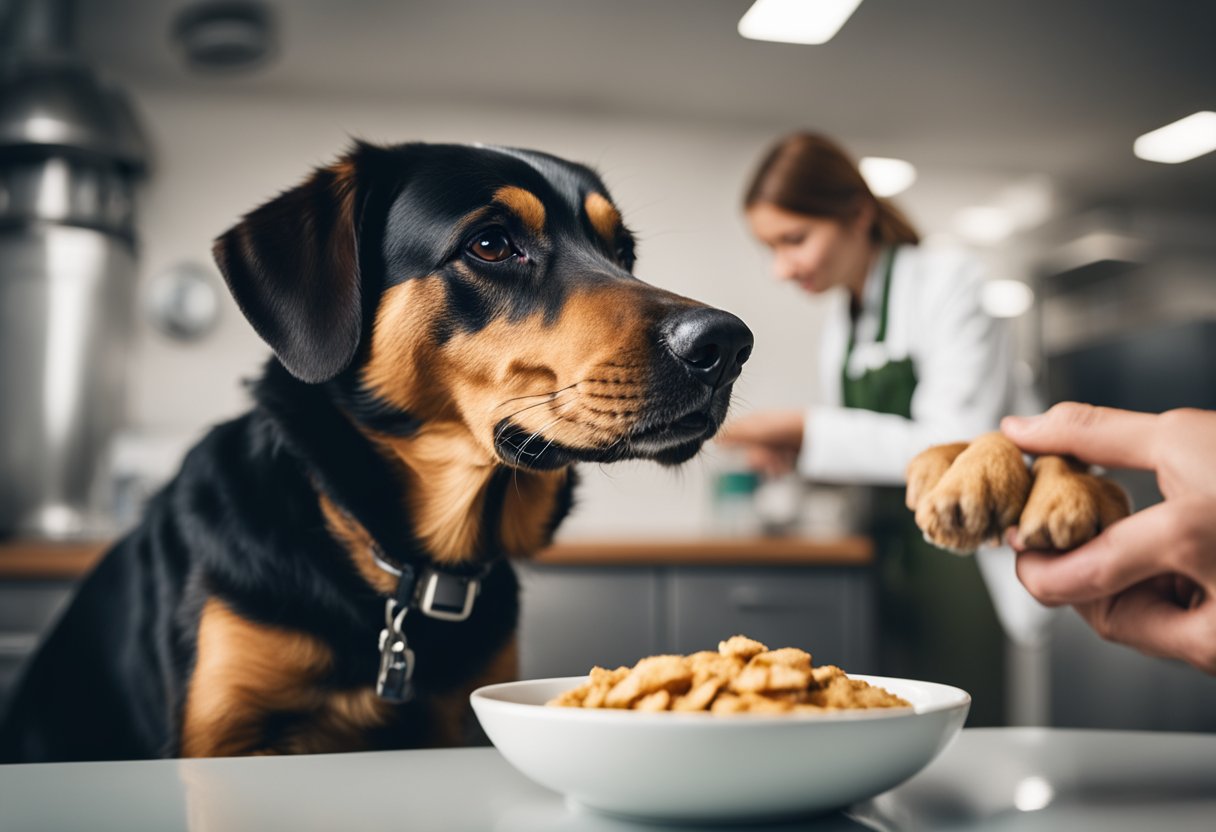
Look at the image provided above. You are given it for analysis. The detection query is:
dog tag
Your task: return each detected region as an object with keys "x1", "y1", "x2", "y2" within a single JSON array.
[{"x1": 376, "y1": 628, "x2": 416, "y2": 704}]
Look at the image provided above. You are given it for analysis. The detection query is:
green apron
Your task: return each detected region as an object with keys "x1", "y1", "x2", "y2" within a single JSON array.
[{"x1": 842, "y1": 248, "x2": 1005, "y2": 726}]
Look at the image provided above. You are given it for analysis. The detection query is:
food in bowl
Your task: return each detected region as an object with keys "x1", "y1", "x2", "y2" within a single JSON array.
[
  {"x1": 472, "y1": 672, "x2": 970, "y2": 821},
  {"x1": 547, "y1": 635, "x2": 910, "y2": 714}
]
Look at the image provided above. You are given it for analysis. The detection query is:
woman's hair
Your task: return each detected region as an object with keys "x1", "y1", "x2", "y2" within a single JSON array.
[{"x1": 743, "y1": 132, "x2": 920, "y2": 246}]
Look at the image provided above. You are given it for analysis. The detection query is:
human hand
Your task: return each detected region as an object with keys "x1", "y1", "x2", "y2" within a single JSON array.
[
  {"x1": 1001, "y1": 403, "x2": 1216, "y2": 674},
  {"x1": 714, "y1": 409, "x2": 805, "y2": 478}
]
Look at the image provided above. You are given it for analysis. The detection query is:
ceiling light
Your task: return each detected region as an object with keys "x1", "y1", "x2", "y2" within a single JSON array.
[
  {"x1": 1133, "y1": 111, "x2": 1216, "y2": 164},
  {"x1": 997, "y1": 176, "x2": 1055, "y2": 231},
  {"x1": 738, "y1": 0, "x2": 863, "y2": 45},
  {"x1": 859, "y1": 157, "x2": 916, "y2": 197},
  {"x1": 954, "y1": 206, "x2": 1013, "y2": 245},
  {"x1": 981, "y1": 280, "x2": 1035, "y2": 319}
]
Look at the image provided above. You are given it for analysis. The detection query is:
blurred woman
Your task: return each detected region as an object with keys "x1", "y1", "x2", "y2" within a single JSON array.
[{"x1": 719, "y1": 132, "x2": 1029, "y2": 724}]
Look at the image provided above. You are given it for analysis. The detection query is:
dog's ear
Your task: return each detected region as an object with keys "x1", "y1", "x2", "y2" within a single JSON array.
[{"x1": 212, "y1": 156, "x2": 365, "y2": 384}]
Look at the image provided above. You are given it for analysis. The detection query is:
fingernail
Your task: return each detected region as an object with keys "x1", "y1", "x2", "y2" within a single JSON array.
[
  {"x1": 1005, "y1": 527, "x2": 1023, "y2": 550},
  {"x1": 1002, "y1": 414, "x2": 1038, "y2": 434}
]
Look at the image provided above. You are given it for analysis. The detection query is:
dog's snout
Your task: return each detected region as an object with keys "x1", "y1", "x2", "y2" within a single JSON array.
[{"x1": 661, "y1": 308, "x2": 753, "y2": 388}]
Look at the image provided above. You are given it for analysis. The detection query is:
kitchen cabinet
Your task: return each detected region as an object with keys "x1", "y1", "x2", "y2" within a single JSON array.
[
  {"x1": 0, "y1": 537, "x2": 875, "y2": 711},
  {"x1": 516, "y1": 558, "x2": 876, "y2": 679},
  {"x1": 0, "y1": 581, "x2": 74, "y2": 714}
]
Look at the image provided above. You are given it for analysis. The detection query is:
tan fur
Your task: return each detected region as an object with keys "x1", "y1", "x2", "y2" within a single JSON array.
[
  {"x1": 362, "y1": 278, "x2": 688, "y2": 456},
  {"x1": 181, "y1": 599, "x2": 393, "y2": 757},
  {"x1": 584, "y1": 192, "x2": 621, "y2": 243},
  {"x1": 907, "y1": 433, "x2": 1131, "y2": 553},
  {"x1": 361, "y1": 278, "x2": 450, "y2": 420},
  {"x1": 498, "y1": 467, "x2": 572, "y2": 555},
  {"x1": 323, "y1": 438, "x2": 569, "y2": 570},
  {"x1": 318, "y1": 494, "x2": 397, "y2": 594},
  {"x1": 904, "y1": 442, "x2": 968, "y2": 511},
  {"x1": 1017, "y1": 456, "x2": 1132, "y2": 550},
  {"x1": 352, "y1": 278, "x2": 679, "y2": 565},
  {"x1": 494, "y1": 186, "x2": 546, "y2": 235},
  {"x1": 380, "y1": 423, "x2": 502, "y2": 563}
]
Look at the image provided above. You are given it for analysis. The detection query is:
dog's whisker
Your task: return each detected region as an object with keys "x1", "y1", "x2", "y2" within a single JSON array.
[
  {"x1": 502, "y1": 392, "x2": 574, "y2": 423},
  {"x1": 492, "y1": 389, "x2": 579, "y2": 447},
  {"x1": 507, "y1": 397, "x2": 581, "y2": 462},
  {"x1": 494, "y1": 393, "x2": 579, "y2": 449},
  {"x1": 492, "y1": 382, "x2": 579, "y2": 413},
  {"x1": 516, "y1": 416, "x2": 566, "y2": 461}
]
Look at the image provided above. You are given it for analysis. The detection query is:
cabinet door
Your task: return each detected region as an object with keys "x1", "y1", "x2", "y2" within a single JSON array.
[
  {"x1": 515, "y1": 565, "x2": 660, "y2": 680},
  {"x1": 666, "y1": 568, "x2": 875, "y2": 671},
  {"x1": 0, "y1": 581, "x2": 76, "y2": 711}
]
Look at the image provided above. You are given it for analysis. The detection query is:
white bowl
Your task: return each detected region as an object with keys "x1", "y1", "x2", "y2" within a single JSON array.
[{"x1": 471, "y1": 674, "x2": 969, "y2": 823}]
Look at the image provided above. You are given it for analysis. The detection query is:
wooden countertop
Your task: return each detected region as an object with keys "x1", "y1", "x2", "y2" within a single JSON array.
[
  {"x1": 0, "y1": 535, "x2": 872, "y2": 580},
  {"x1": 531, "y1": 536, "x2": 872, "y2": 566}
]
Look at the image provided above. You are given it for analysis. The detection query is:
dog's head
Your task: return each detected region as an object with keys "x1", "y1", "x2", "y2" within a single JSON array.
[{"x1": 214, "y1": 141, "x2": 752, "y2": 469}]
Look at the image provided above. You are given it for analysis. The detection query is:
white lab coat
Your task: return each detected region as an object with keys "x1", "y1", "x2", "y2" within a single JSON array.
[
  {"x1": 797, "y1": 244, "x2": 1051, "y2": 646},
  {"x1": 800, "y1": 244, "x2": 1015, "y2": 485}
]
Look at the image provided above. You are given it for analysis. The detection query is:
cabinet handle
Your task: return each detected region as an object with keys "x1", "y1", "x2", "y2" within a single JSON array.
[
  {"x1": 728, "y1": 586, "x2": 811, "y2": 611},
  {"x1": 0, "y1": 633, "x2": 39, "y2": 657}
]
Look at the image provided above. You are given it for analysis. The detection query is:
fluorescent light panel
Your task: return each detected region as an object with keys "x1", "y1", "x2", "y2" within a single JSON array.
[
  {"x1": 1133, "y1": 111, "x2": 1216, "y2": 164},
  {"x1": 859, "y1": 157, "x2": 916, "y2": 197},
  {"x1": 738, "y1": 0, "x2": 863, "y2": 45}
]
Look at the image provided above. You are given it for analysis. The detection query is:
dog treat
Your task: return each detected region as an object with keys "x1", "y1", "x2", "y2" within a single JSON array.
[{"x1": 547, "y1": 636, "x2": 910, "y2": 714}]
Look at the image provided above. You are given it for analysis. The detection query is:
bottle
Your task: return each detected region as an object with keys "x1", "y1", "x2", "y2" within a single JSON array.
[
  {"x1": 710, "y1": 468, "x2": 761, "y2": 537},
  {"x1": 753, "y1": 473, "x2": 804, "y2": 536}
]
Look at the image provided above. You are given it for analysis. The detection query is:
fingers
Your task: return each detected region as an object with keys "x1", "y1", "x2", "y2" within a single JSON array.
[
  {"x1": 743, "y1": 446, "x2": 797, "y2": 478},
  {"x1": 715, "y1": 409, "x2": 805, "y2": 450},
  {"x1": 1001, "y1": 402, "x2": 1159, "y2": 471},
  {"x1": 1075, "y1": 587, "x2": 1216, "y2": 674},
  {"x1": 1014, "y1": 501, "x2": 1205, "y2": 606}
]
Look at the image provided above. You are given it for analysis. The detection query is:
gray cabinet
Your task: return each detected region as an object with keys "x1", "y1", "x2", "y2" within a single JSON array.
[
  {"x1": 667, "y1": 569, "x2": 873, "y2": 670},
  {"x1": 514, "y1": 567, "x2": 661, "y2": 678},
  {"x1": 0, "y1": 581, "x2": 74, "y2": 714},
  {"x1": 516, "y1": 564, "x2": 874, "y2": 680}
]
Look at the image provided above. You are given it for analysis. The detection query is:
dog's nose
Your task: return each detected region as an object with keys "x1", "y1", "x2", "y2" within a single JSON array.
[{"x1": 661, "y1": 308, "x2": 754, "y2": 388}]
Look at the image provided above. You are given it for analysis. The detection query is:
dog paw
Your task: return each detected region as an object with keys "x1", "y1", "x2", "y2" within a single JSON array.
[
  {"x1": 905, "y1": 442, "x2": 967, "y2": 511},
  {"x1": 909, "y1": 433, "x2": 1031, "y2": 554},
  {"x1": 1015, "y1": 457, "x2": 1131, "y2": 550}
]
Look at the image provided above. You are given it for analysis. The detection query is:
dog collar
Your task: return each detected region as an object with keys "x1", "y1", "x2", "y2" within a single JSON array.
[
  {"x1": 373, "y1": 553, "x2": 491, "y2": 623},
  {"x1": 329, "y1": 504, "x2": 498, "y2": 703},
  {"x1": 365, "y1": 536, "x2": 494, "y2": 704}
]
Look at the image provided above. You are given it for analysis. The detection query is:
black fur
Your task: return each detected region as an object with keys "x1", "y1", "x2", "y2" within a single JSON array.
[{"x1": 0, "y1": 362, "x2": 565, "y2": 762}]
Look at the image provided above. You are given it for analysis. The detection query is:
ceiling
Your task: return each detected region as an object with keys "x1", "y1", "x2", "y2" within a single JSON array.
[{"x1": 52, "y1": 0, "x2": 1216, "y2": 214}]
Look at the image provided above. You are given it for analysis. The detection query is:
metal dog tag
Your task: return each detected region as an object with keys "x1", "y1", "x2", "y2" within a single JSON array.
[{"x1": 376, "y1": 628, "x2": 416, "y2": 704}]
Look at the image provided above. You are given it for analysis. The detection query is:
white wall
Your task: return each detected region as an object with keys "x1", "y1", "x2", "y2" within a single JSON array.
[{"x1": 123, "y1": 87, "x2": 838, "y2": 538}]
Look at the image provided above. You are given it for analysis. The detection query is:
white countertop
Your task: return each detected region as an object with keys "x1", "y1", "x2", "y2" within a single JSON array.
[{"x1": 2, "y1": 728, "x2": 1214, "y2": 831}]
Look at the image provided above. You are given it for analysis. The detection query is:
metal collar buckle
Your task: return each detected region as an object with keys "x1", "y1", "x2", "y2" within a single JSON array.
[{"x1": 414, "y1": 568, "x2": 481, "y2": 622}]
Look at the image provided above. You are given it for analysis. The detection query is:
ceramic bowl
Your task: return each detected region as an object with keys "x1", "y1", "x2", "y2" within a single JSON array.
[{"x1": 471, "y1": 674, "x2": 969, "y2": 823}]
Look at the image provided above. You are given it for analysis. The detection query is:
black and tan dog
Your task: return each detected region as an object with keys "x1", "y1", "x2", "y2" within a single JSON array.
[{"x1": 0, "y1": 141, "x2": 753, "y2": 762}]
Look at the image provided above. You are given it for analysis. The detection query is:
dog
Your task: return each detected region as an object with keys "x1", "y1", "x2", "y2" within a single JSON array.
[
  {"x1": 905, "y1": 432, "x2": 1130, "y2": 554},
  {"x1": 0, "y1": 141, "x2": 753, "y2": 762}
]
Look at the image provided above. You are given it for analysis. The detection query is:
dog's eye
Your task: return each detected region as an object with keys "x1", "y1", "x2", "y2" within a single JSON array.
[{"x1": 467, "y1": 227, "x2": 517, "y2": 263}]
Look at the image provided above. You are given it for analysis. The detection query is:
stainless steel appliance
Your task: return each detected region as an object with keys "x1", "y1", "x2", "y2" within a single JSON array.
[{"x1": 0, "y1": 0, "x2": 149, "y2": 537}]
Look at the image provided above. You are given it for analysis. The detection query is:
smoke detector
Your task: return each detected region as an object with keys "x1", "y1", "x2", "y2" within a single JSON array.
[{"x1": 171, "y1": 1, "x2": 276, "y2": 73}]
